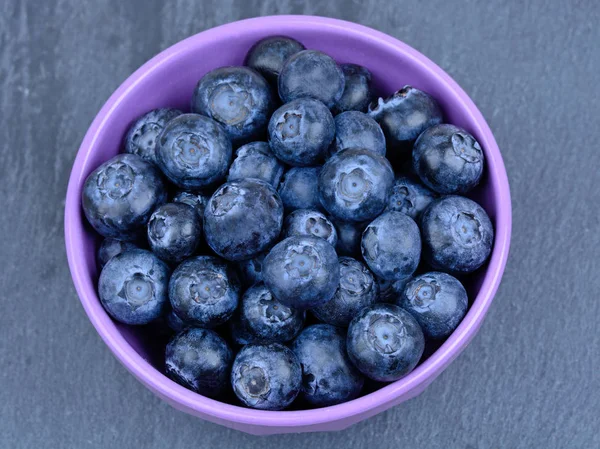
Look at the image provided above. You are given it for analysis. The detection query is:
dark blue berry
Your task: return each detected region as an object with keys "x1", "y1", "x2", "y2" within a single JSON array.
[
  {"x1": 386, "y1": 175, "x2": 437, "y2": 220},
  {"x1": 278, "y1": 50, "x2": 345, "y2": 109},
  {"x1": 332, "y1": 219, "x2": 368, "y2": 257},
  {"x1": 124, "y1": 108, "x2": 182, "y2": 164},
  {"x1": 231, "y1": 343, "x2": 301, "y2": 410},
  {"x1": 319, "y1": 148, "x2": 394, "y2": 222},
  {"x1": 156, "y1": 113, "x2": 232, "y2": 190},
  {"x1": 237, "y1": 252, "x2": 266, "y2": 288},
  {"x1": 398, "y1": 272, "x2": 468, "y2": 339},
  {"x1": 191, "y1": 67, "x2": 274, "y2": 145},
  {"x1": 420, "y1": 196, "x2": 493, "y2": 273},
  {"x1": 166, "y1": 309, "x2": 188, "y2": 333},
  {"x1": 277, "y1": 166, "x2": 322, "y2": 212},
  {"x1": 165, "y1": 328, "x2": 232, "y2": 398},
  {"x1": 169, "y1": 256, "x2": 240, "y2": 327},
  {"x1": 413, "y1": 124, "x2": 485, "y2": 194},
  {"x1": 368, "y1": 86, "x2": 442, "y2": 159},
  {"x1": 347, "y1": 303, "x2": 425, "y2": 382},
  {"x1": 147, "y1": 203, "x2": 202, "y2": 263},
  {"x1": 245, "y1": 36, "x2": 305, "y2": 85},
  {"x1": 333, "y1": 64, "x2": 373, "y2": 114},
  {"x1": 227, "y1": 141, "x2": 285, "y2": 188},
  {"x1": 312, "y1": 257, "x2": 378, "y2": 327},
  {"x1": 203, "y1": 179, "x2": 283, "y2": 261},
  {"x1": 268, "y1": 98, "x2": 334, "y2": 166},
  {"x1": 283, "y1": 209, "x2": 338, "y2": 246},
  {"x1": 292, "y1": 324, "x2": 364, "y2": 406},
  {"x1": 172, "y1": 190, "x2": 209, "y2": 218},
  {"x1": 96, "y1": 238, "x2": 137, "y2": 270},
  {"x1": 330, "y1": 111, "x2": 386, "y2": 158},
  {"x1": 361, "y1": 211, "x2": 421, "y2": 280},
  {"x1": 263, "y1": 236, "x2": 340, "y2": 309},
  {"x1": 82, "y1": 154, "x2": 167, "y2": 240},
  {"x1": 98, "y1": 249, "x2": 170, "y2": 325},
  {"x1": 376, "y1": 276, "x2": 413, "y2": 303}
]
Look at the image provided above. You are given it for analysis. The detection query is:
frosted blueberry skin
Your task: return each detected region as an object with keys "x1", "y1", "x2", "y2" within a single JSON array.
[
  {"x1": 413, "y1": 124, "x2": 485, "y2": 194},
  {"x1": 96, "y1": 238, "x2": 137, "y2": 270},
  {"x1": 172, "y1": 190, "x2": 209, "y2": 218},
  {"x1": 191, "y1": 66, "x2": 275, "y2": 145},
  {"x1": 376, "y1": 276, "x2": 413, "y2": 303},
  {"x1": 283, "y1": 209, "x2": 338, "y2": 247},
  {"x1": 165, "y1": 328, "x2": 233, "y2": 398},
  {"x1": 82, "y1": 154, "x2": 167, "y2": 241},
  {"x1": 347, "y1": 303, "x2": 425, "y2": 382},
  {"x1": 420, "y1": 196, "x2": 493, "y2": 273},
  {"x1": 368, "y1": 85, "x2": 443, "y2": 160},
  {"x1": 98, "y1": 249, "x2": 170, "y2": 325},
  {"x1": 386, "y1": 175, "x2": 438, "y2": 220},
  {"x1": 292, "y1": 324, "x2": 364, "y2": 406},
  {"x1": 312, "y1": 257, "x2": 378, "y2": 327},
  {"x1": 278, "y1": 50, "x2": 345, "y2": 109},
  {"x1": 168, "y1": 256, "x2": 240, "y2": 328},
  {"x1": 156, "y1": 113, "x2": 232, "y2": 190},
  {"x1": 203, "y1": 179, "x2": 284, "y2": 261},
  {"x1": 231, "y1": 343, "x2": 302, "y2": 410},
  {"x1": 230, "y1": 283, "x2": 305, "y2": 345},
  {"x1": 277, "y1": 166, "x2": 322, "y2": 212},
  {"x1": 227, "y1": 141, "x2": 285, "y2": 188},
  {"x1": 319, "y1": 148, "x2": 394, "y2": 222},
  {"x1": 398, "y1": 272, "x2": 468, "y2": 339},
  {"x1": 268, "y1": 98, "x2": 335, "y2": 167},
  {"x1": 333, "y1": 63, "x2": 373, "y2": 114},
  {"x1": 147, "y1": 203, "x2": 202, "y2": 263},
  {"x1": 361, "y1": 211, "x2": 422, "y2": 281},
  {"x1": 124, "y1": 108, "x2": 182, "y2": 164},
  {"x1": 263, "y1": 236, "x2": 340, "y2": 310},
  {"x1": 329, "y1": 111, "x2": 386, "y2": 158},
  {"x1": 332, "y1": 219, "x2": 368, "y2": 257},
  {"x1": 245, "y1": 36, "x2": 306, "y2": 85}
]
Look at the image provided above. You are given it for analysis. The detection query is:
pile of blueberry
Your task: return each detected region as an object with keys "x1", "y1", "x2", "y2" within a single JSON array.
[{"x1": 83, "y1": 36, "x2": 493, "y2": 410}]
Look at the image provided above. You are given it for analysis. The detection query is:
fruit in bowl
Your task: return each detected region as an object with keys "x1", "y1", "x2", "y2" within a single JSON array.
[{"x1": 65, "y1": 16, "x2": 510, "y2": 435}]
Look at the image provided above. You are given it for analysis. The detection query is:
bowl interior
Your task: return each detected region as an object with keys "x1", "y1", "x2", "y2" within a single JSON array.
[{"x1": 68, "y1": 16, "x2": 508, "y2": 421}]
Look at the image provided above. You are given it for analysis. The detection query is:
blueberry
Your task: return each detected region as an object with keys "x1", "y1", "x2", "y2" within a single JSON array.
[
  {"x1": 165, "y1": 328, "x2": 233, "y2": 398},
  {"x1": 237, "y1": 252, "x2": 266, "y2": 287},
  {"x1": 268, "y1": 98, "x2": 334, "y2": 167},
  {"x1": 347, "y1": 303, "x2": 425, "y2": 382},
  {"x1": 361, "y1": 211, "x2": 421, "y2": 280},
  {"x1": 98, "y1": 249, "x2": 170, "y2": 325},
  {"x1": 245, "y1": 36, "x2": 305, "y2": 85},
  {"x1": 333, "y1": 64, "x2": 373, "y2": 114},
  {"x1": 319, "y1": 148, "x2": 394, "y2": 222},
  {"x1": 277, "y1": 166, "x2": 322, "y2": 212},
  {"x1": 332, "y1": 219, "x2": 368, "y2": 257},
  {"x1": 166, "y1": 309, "x2": 188, "y2": 333},
  {"x1": 413, "y1": 124, "x2": 485, "y2": 194},
  {"x1": 231, "y1": 283, "x2": 305, "y2": 344},
  {"x1": 283, "y1": 209, "x2": 338, "y2": 246},
  {"x1": 278, "y1": 50, "x2": 345, "y2": 109},
  {"x1": 263, "y1": 236, "x2": 340, "y2": 309},
  {"x1": 376, "y1": 276, "x2": 413, "y2": 303},
  {"x1": 368, "y1": 86, "x2": 442, "y2": 159},
  {"x1": 330, "y1": 111, "x2": 386, "y2": 158},
  {"x1": 398, "y1": 272, "x2": 468, "y2": 339},
  {"x1": 231, "y1": 343, "x2": 301, "y2": 410},
  {"x1": 312, "y1": 257, "x2": 378, "y2": 327},
  {"x1": 82, "y1": 154, "x2": 167, "y2": 241},
  {"x1": 292, "y1": 324, "x2": 364, "y2": 406},
  {"x1": 147, "y1": 203, "x2": 202, "y2": 263},
  {"x1": 96, "y1": 238, "x2": 137, "y2": 270},
  {"x1": 420, "y1": 196, "x2": 493, "y2": 273},
  {"x1": 227, "y1": 141, "x2": 285, "y2": 188},
  {"x1": 204, "y1": 179, "x2": 283, "y2": 261},
  {"x1": 156, "y1": 113, "x2": 232, "y2": 190},
  {"x1": 386, "y1": 175, "x2": 437, "y2": 220},
  {"x1": 124, "y1": 108, "x2": 182, "y2": 164},
  {"x1": 172, "y1": 190, "x2": 209, "y2": 218},
  {"x1": 191, "y1": 66, "x2": 274, "y2": 145},
  {"x1": 169, "y1": 256, "x2": 240, "y2": 327}
]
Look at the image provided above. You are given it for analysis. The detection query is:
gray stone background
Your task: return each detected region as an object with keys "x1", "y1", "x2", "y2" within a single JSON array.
[{"x1": 1, "y1": 0, "x2": 598, "y2": 448}]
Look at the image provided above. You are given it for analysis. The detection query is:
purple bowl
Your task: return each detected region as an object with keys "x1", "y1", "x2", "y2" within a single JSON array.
[{"x1": 65, "y1": 15, "x2": 511, "y2": 435}]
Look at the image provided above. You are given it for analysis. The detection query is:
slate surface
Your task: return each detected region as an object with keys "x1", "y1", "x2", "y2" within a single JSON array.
[{"x1": 1, "y1": 0, "x2": 598, "y2": 448}]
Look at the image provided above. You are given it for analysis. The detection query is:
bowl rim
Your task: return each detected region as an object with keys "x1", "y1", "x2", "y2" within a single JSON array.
[{"x1": 65, "y1": 15, "x2": 511, "y2": 428}]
